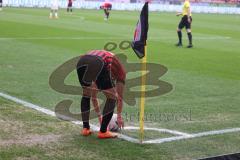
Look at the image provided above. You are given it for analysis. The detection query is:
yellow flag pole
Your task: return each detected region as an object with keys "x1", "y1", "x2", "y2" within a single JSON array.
[{"x1": 139, "y1": 45, "x2": 147, "y2": 143}]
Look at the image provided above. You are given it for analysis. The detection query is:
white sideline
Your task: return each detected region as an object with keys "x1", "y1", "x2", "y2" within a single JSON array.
[
  {"x1": 144, "y1": 128, "x2": 240, "y2": 144},
  {"x1": 1, "y1": 91, "x2": 240, "y2": 144},
  {"x1": 0, "y1": 92, "x2": 138, "y2": 143},
  {"x1": 124, "y1": 126, "x2": 191, "y2": 137}
]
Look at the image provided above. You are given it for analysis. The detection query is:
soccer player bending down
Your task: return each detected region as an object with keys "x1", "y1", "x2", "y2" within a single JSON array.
[
  {"x1": 0, "y1": 0, "x2": 3, "y2": 11},
  {"x1": 67, "y1": 0, "x2": 73, "y2": 13},
  {"x1": 176, "y1": 0, "x2": 193, "y2": 48},
  {"x1": 49, "y1": 0, "x2": 59, "y2": 19},
  {"x1": 76, "y1": 50, "x2": 125, "y2": 139},
  {"x1": 100, "y1": 2, "x2": 112, "y2": 21}
]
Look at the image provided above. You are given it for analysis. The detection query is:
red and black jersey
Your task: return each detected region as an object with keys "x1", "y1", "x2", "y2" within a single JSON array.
[
  {"x1": 68, "y1": 0, "x2": 72, "y2": 3},
  {"x1": 101, "y1": 2, "x2": 112, "y2": 9},
  {"x1": 86, "y1": 50, "x2": 126, "y2": 83}
]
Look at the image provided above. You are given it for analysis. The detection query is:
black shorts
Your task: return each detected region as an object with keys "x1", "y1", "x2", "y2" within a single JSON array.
[
  {"x1": 178, "y1": 15, "x2": 192, "y2": 30},
  {"x1": 100, "y1": 5, "x2": 112, "y2": 10},
  {"x1": 0, "y1": 0, "x2": 2, "y2": 3},
  {"x1": 76, "y1": 55, "x2": 114, "y2": 90},
  {"x1": 68, "y1": 2, "x2": 72, "y2": 7},
  {"x1": 106, "y1": 6, "x2": 112, "y2": 10}
]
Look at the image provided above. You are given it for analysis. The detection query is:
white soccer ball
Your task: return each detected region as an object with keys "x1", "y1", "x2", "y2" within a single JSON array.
[{"x1": 108, "y1": 114, "x2": 119, "y2": 132}]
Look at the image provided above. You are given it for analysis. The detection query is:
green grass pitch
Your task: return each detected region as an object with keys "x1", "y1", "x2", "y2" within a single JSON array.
[{"x1": 0, "y1": 7, "x2": 240, "y2": 159}]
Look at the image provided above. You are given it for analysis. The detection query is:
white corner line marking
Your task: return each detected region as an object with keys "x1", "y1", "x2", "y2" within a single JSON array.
[
  {"x1": 1, "y1": 91, "x2": 240, "y2": 144},
  {"x1": 143, "y1": 128, "x2": 240, "y2": 144},
  {"x1": 0, "y1": 92, "x2": 138, "y2": 143},
  {"x1": 124, "y1": 126, "x2": 191, "y2": 136}
]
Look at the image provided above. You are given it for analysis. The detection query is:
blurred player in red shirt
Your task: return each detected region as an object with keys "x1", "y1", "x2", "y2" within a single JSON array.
[
  {"x1": 76, "y1": 50, "x2": 125, "y2": 138},
  {"x1": 100, "y1": 2, "x2": 112, "y2": 21},
  {"x1": 67, "y1": 0, "x2": 73, "y2": 13}
]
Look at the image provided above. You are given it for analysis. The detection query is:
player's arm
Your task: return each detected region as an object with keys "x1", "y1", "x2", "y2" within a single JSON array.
[
  {"x1": 112, "y1": 57, "x2": 125, "y2": 129},
  {"x1": 91, "y1": 83, "x2": 102, "y2": 123},
  {"x1": 116, "y1": 81, "x2": 124, "y2": 129},
  {"x1": 176, "y1": 12, "x2": 182, "y2": 16},
  {"x1": 187, "y1": 7, "x2": 191, "y2": 23}
]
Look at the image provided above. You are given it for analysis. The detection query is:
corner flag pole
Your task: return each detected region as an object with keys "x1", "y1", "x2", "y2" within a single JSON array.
[
  {"x1": 139, "y1": 45, "x2": 147, "y2": 143},
  {"x1": 131, "y1": 1, "x2": 149, "y2": 143}
]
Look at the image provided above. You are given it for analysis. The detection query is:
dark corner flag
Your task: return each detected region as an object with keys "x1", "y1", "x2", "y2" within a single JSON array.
[{"x1": 131, "y1": 2, "x2": 149, "y2": 59}]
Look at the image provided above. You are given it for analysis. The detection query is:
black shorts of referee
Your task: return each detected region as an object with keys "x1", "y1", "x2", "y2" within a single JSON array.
[{"x1": 178, "y1": 15, "x2": 192, "y2": 30}]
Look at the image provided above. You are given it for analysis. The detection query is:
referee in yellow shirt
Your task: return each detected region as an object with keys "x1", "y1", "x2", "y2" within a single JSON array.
[{"x1": 176, "y1": 0, "x2": 193, "y2": 48}]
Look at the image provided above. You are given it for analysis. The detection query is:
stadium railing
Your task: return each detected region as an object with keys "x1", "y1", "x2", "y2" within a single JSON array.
[{"x1": 3, "y1": 0, "x2": 240, "y2": 14}]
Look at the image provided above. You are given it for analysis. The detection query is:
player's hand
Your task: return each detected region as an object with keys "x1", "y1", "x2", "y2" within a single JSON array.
[
  {"x1": 117, "y1": 114, "x2": 124, "y2": 129},
  {"x1": 176, "y1": 13, "x2": 181, "y2": 16}
]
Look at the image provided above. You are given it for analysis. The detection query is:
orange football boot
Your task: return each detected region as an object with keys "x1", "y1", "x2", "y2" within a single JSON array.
[
  {"x1": 98, "y1": 131, "x2": 118, "y2": 139},
  {"x1": 81, "y1": 128, "x2": 92, "y2": 136}
]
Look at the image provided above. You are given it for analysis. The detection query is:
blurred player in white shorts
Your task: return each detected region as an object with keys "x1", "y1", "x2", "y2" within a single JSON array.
[{"x1": 49, "y1": 0, "x2": 59, "y2": 19}]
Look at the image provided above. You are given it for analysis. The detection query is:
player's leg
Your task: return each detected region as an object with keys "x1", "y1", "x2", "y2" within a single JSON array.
[
  {"x1": 176, "y1": 28, "x2": 182, "y2": 46},
  {"x1": 70, "y1": 3, "x2": 73, "y2": 12},
  {"x1": 81, "y1": 90, "x2": 91, "y2": 127},
  {"x1": 107, "y1": 5, "x2": 112, "y2": 19},
  {"x1": 49, "y1": 9, "x2": 53, "y2": 18},
  {"x1": 106, "y1": 9, "x2": 110, "y2": 19},
  {"x1": 67, "y1": 3, "x2": 72, "y2": 13},
  {"x1": 91, "y1": 83, "x2": 102, "y2": 123},
  {"x1": 98, "y1": 88, "x2": 118, "y2": 138},
  {"x1": 54, "y1": 9, "x2": 58, "y2": 18},
  {"x1": 96, "y1": 68, "x2": 118, "y2": 138},
  {"x1": 176, "y1": 18, "x2": 185, "y2": 46},
  {"x1": 186, "y1": 17, "x2": 193, "y2": 48},
  {"x1": 77, "y1": 66, "x2": 91, "y2": 131},
  {"x1": 100, "y1": 89, "x2": 117, "y2": 133},
  {"x1": 77, "y1": 56, "x2": 104, "y2": 136},
  {"x1": 106, "y1": 7, "x2": 111, "y2": 19},
  {"x1": 104, "y1": 9, "x2": 108, "y2": 20}
]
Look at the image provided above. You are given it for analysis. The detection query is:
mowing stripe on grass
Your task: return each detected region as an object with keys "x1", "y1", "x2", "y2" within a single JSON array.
[{"x1": 0, "y1": 36, "x2": 231, "y2": 40}]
